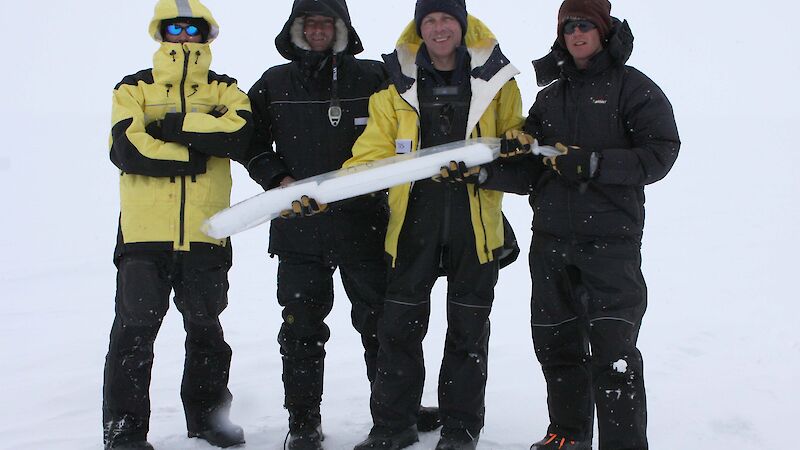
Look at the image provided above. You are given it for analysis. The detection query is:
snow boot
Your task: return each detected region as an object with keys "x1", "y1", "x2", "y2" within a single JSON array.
[
  {"x1": 435, "y1": 428, "x2": 479, "y2": 450},
  {"x1": 353, "y1": 425, "x2": 419, "y2": 450},
  {"x1": 417, "y1": 406, "x2": 442, "y2": 432},
  {"x1": 530, "y1": 433, "x2": 591, "y2": 449},
  {"x1": 287, "y1": 424, "x2": 324, "y2": 450},
  {"x1": 103, "y1": 415, "x2": 150, "y2": 450},
  {"x1": 105, "y1": 442, "x2": 154, "y2": 450},
  {"x1": 188, "y1": 418, "x2": 245, "y2": 448}
]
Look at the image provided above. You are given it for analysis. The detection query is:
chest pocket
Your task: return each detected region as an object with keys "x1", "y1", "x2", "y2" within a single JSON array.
[{"x1": 418, "y1": 84, "x2": 471, "y2": 148}]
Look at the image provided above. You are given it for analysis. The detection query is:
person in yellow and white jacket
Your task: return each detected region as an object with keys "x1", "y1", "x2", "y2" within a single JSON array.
[
  {"x1": 345, "y1": 1, "x2": 525, "y2": 449},
  {"x1": 103, "y1": 1, "x2": 253, "y2": 449}
]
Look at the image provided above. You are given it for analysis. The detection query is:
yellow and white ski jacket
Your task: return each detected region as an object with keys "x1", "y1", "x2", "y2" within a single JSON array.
[
  {"x1": 110, "y1": 0, "x2": 252, "y2": 252},
  {"x1": 344, "y1": 16, "x2": 524, "y2": 265}
]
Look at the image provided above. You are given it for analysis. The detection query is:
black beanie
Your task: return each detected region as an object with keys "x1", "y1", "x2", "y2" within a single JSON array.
[
  {"x1": 414, "y1": 0, "x2": 468, "y2": 37},
  {"x1": 161, "y1": 17, "x2": 211, "y2": 43}
]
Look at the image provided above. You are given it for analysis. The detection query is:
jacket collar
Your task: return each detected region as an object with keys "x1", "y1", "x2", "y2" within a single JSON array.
[
  {"x1": 383, "y1": 15, "x2": 519, "y2": 135},
  {"x1": 152, "y1": 42, "x2": 212, "y2": 89}
]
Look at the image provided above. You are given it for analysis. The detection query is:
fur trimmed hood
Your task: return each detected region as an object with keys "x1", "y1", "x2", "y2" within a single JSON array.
[{"x1": 276, "y1": 0, "x2": 363, "y2": 60}]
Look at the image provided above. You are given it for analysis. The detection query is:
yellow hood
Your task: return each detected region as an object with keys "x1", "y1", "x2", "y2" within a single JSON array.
[
  {"x1": 395, "y1": 14, "x2": 498, "y2": 56},
  {"x1": 148, "y1": 0, "x2": 220, "y2": 43}
]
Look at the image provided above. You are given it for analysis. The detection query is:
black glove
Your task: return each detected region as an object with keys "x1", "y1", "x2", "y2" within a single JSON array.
[
  {"x1": 434, "y1": 161, "x2": 483, "y2": 184},
  {"x1": 544, "y1": 143, "x2": 600, "y2": 183},
  {"x1": 145, "y1": 120, "x2": 164, "y2": 141},
  {"x1": 499, "y1": 130, "x2": 535, "y2": 159},
  {"x1": 279, "y1": 196, "x2": 328, "y2": 219}
]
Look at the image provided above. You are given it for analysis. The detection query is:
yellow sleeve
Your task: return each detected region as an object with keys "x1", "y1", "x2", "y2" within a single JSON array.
[
  {"x1": 344, "y1": 87, "x2": 401, "y2": 168},
  {"x1": 180, "y1": 81, "x2": 252, "y2": 135},
  {"x1": 495, "y1": 78, "x2": 525, "y2": 136}
]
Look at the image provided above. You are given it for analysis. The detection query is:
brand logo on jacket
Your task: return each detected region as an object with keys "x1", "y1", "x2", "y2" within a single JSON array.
[
  {"x1": 395, "y1": 139, "x2": 412, "y2": 154},
  {"x1": 591, "y1": 97, "x2": 608, "y2": 105}
]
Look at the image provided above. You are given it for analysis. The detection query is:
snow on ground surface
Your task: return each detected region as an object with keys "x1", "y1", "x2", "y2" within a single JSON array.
[{"x1": 1, "y1": 0, "x2": 799, "y2": 449}]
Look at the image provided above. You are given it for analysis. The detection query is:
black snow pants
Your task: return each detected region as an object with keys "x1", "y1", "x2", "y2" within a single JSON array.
[
  {"x1": 276, "y1": 253, "x2": 386, "y2": 432},
  {"x1": 103, "y1": 250, "x2": 233, "y2": 445},
  {"x1": 530, "y1": 234, "x2": 648, "y2": 450},
  {"x1": 370, "y1": 181, "x2": 499, "y2": 437}
]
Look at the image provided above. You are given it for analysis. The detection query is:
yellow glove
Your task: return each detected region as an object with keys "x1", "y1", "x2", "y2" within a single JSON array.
[
  {"x1": 279, "y1": 196, "x2": 328, "y2": 219},
  {"x1": 432, "y1": 161, "x2": 483, "y2": 184},
  {"x1": 499, "y1": 130, "x2": 536, "y2": 159}
]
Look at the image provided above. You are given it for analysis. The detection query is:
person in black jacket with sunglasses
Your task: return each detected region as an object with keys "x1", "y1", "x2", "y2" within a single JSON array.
[{"x1": 483, "y1": 1, "x2": 680, "y2": 449}]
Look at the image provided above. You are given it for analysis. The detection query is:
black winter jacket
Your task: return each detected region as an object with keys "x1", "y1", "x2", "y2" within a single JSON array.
[
  {"x1": 485, "y1": 19, "x2": 680, "y2": 241},
  {"x1": 246, "y1": 0, "x2": 389, "y2": 262}
]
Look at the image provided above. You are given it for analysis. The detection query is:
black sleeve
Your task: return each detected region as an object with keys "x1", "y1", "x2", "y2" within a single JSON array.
[
  {"x1": 244, "y1": 75, "x2": 291, "y2": 190},
  {"x1": 482, "y1": 156, "x2": 544, "y2": 194},
  {"x1": 596, "y1": 69, "x2": 681, "y2": 186},
  {"x1": 110, "y1": 118, "x2": 208, "y2": 177},
  {"x1": 158, "y1": 110, "x2": 255, "y2": 162},
  {"x1": 481, "y1": 102, "x2": 548, "y2": 194}
]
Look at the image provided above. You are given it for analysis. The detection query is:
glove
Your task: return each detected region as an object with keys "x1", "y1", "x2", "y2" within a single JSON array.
[
  {"x1": 279, "y1": 195, "x2": 328, "y2": 219},
  {"x1": 433, "y1": 161, "x2": 483, "y2": 184},
  {"x1": 145, "y1": 120, "x2": 164, "y2": 141},
  {"x1": 543, "y1": 143, "x2": 600, "y2": 182},
  {"x1": 499, "y1": 130, "x2": 535, "y2": 159},
  {"x1": 208, "y1": 104, "x2": 228, "y2": 118}
]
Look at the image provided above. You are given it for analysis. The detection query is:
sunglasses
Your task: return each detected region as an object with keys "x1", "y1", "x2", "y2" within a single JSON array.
[
  {"x1": 563, "y1": 20, "x2": 597, "y2": 35},
  {"x1": 165, "y1": 24, "x2": 201, "y2": 37}
]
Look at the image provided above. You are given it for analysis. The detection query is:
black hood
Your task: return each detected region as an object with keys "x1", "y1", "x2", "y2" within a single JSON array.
[
  {"x1": 533, "y1": 17, "x2": 634, "y2": 86},
  {"x1": 276, "y1": 0, "x2": 364, "y2": 61}
]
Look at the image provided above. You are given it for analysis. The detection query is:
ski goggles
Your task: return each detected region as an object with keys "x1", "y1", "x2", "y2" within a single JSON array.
[
  {"x1": 165, "y1": 23, "x2": 201, "y2": 37},
  {"x1": 563, "y1": 20, "x2": 597, "y2": 35}
]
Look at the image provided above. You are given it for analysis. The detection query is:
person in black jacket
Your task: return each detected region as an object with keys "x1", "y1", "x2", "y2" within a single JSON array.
[
  {"x1": 245, "y1": 1, "x2": 438, "y2": 448},
  {"x1": 483, "y1": 1, "x2": 680, "y2": 449}
]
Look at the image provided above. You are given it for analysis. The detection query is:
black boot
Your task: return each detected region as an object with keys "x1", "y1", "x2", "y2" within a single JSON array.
[
  {"x1": 103, "y1": 415, "x2": 151, "y2": 450},
  {"x1": 435, "y1": 428, "x2": 479, "y2": 450},
  {"x1": 353, "y1": 426, "x2": 419, "y2": 450},
  {"x1": 416, "y1": 406, "x2": 442, "y2": 432},
  {"x1": 106, "y1": 442, "x2": 154, "y2": 450},
  {"x1": 287, "y1": 424, "x2": 324, "y2": 450},
  {"x1": 530, "y1": 433, "x2": 591, "y2": 449},
  {"x1": 188, "y1": 416, "x2": 245, "y2": 448}
]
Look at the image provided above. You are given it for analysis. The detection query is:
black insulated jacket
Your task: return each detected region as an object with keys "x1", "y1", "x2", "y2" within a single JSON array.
[
  {"x1": 485, "y1": 19, "x2": 680, "y2": 241},
  {"x1": 246, "y1": 0, "x2": 389, "y2": 262}
]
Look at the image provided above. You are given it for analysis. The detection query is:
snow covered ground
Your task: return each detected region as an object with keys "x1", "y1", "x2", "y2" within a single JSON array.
[{"x1": 1, "y1": 0, "x2": 798, "y2": 449}]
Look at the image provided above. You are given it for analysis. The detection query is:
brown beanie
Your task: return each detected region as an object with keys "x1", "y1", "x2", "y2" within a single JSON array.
[{"x1": 557, "y1": 0, "x2": 612, "y2": 43}]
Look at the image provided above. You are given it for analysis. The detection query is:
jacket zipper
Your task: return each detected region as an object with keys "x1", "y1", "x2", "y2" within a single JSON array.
[
  {"x1": 568, "y1": 80, "x2": 581, "y2": 240},
  {"x1": 178, "y1": 47, "x2": 190, "y2": 248},
  {"x1": 179, "y1": 177, "x2": 187, "y2": 247}
]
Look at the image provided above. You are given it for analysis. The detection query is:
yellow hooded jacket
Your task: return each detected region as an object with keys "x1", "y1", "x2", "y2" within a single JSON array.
[
  {"x1": 343, "y1": 16, "x2": 524, "y2": 265},
  {"x1": 110, "y1": 0, "x2": 252, "y2": 252}
]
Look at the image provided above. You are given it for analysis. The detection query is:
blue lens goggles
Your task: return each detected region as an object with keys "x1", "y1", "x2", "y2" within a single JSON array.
[
  {"x1": 563, "y1": 20, "x2": 597, "y2": 35},
  {"x1": 166, "y1": 24, "x2": 200, "y2": 37}
]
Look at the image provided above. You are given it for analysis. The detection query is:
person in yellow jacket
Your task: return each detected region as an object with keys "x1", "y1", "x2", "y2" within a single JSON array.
[
  {"x1": 102, "y1": 1, "x2": 253, "y2": 449},
  {"x1": 344, "y1": 1, "x2": 527, "y2": 449}
]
